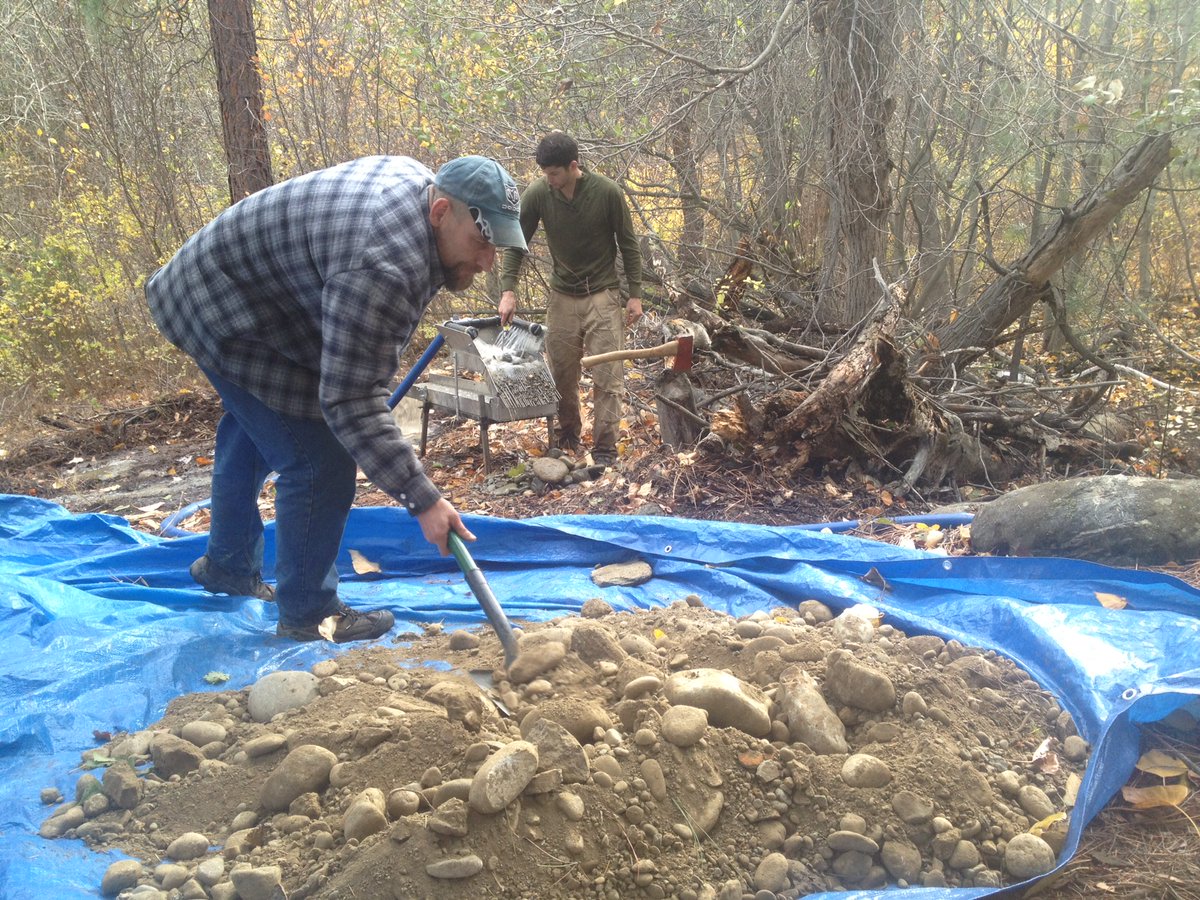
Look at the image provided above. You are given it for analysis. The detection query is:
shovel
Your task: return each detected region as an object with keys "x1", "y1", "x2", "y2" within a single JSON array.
[
  {"x1": 448, "y1": 532, "x2": 519, "y2": 670},
  {"x1": 388, "y1": 338, "x2": 521, "y2": 672}
]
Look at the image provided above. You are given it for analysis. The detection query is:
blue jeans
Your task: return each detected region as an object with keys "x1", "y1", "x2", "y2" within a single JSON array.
[{"x1": 201, "y1": 369, "x2": 357, "y2": 627}]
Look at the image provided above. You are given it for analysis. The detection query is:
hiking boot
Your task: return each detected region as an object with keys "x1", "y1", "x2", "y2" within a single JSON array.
[
  {"x1": 592, "y1": 450, "x2": 617, "y2": 467},
  {"x1": 190, "y1": 555, "x2": 275, "y2": 602},
  {"x1": 276, "y1": 604, "x2": 395, "y2": 643}
]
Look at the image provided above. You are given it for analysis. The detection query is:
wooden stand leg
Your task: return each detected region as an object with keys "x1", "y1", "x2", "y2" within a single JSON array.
[{"x1": 480, "y1": 419, "x2": 492, "y2": 474}]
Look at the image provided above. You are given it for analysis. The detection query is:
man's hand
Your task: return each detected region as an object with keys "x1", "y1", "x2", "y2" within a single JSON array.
[
  {"x1": 498, "y1": 290, "x2": 518, "y2": 327},
  {"x1": 625, "y1": 296, "x2": 643, "y2": 328},
  {"x1": 415, "y1": 498, "x2": 476, "y2": 556}
]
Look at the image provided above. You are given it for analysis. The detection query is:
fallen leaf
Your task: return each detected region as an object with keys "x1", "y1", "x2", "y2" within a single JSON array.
[
  {"x1": 860, "y1": 568, "x2": 890, "y2": 591},
  {"x1": 93, "y1": 730, "x2": 112, "y2": 742},
  {"x1": 1095, "y1": 591, "x2": 1127, "y2": 610},
  {"x1": 1030, "y1": 811, "x2": 1066, "y2": 835},
  {"x1": 738, "y1": 749, "x2": 766, "y2": 768},
  {"x1": 318, "y1": 614, "x2": 339, "y2": 641},
  {"x1": 1121, "y1": 783, "x2": 1189, "y2": 808},
  {"x1": 1135, "y1": 749, "x2": 1190, "y2": 778},
  {"x1": 195, "y1": 456, "x2": 213, "y2": 466},
  {"x1": 204, "y1": 671, "x2": 231, "y2": 685},
  {"x1": 349, "y1": 549, "x2": 382, "y2": 575},
  {"x1": 1064, "y1": 772, "x2": 1081, "y2": 807}
]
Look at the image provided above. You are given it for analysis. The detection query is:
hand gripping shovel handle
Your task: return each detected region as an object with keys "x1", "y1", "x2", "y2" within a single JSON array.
[{"x1": 448, "y1": 532, "x2": 519, "y2": 669}]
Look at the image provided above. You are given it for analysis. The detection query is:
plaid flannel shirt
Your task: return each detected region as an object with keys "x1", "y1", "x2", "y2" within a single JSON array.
[{"x1": 146, "y1": 156, "x2": 446, "y2": 514}]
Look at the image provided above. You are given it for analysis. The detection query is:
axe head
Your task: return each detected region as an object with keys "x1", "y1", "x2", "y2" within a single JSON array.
[{"x1": 668, "y1": 334, "x2": 694, "y2": 372}]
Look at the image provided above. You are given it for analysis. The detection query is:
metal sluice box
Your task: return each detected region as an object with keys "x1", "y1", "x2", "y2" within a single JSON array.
[{"x1": 410, "y1": 317, "x2": 559, "y2": 471}]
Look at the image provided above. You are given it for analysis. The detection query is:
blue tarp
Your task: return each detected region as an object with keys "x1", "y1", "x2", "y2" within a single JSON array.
[{"x1": 2, "y1": 493, "x2": 1198, "y2": 898}]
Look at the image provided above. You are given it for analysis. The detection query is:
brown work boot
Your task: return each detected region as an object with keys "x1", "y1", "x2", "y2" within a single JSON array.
[
  {"x1": 276, "y1": 604, "x2": 395, "y2": 643},
  {"x1": 190, "y1": 555, "x2": 275, "y2": 602}
]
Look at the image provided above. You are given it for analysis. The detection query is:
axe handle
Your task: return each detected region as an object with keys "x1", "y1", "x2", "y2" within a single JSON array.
[{"x1": 581, "y1": 339, "x2": 681, "y2": 369}]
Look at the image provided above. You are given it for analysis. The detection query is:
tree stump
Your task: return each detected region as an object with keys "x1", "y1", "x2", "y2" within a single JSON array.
[{"x1": 656, "y1": 371, "x2": 705, "y2": 448}]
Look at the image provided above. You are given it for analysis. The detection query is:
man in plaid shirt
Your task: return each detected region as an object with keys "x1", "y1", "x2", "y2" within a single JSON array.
[{"x1": 146, "y1": 155, "x2": 526, "y2": 643}]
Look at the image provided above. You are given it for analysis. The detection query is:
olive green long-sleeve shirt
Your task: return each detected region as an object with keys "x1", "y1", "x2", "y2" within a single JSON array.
[{"x1": 499, "y1": 169, "x2": 642, "y2": 298}]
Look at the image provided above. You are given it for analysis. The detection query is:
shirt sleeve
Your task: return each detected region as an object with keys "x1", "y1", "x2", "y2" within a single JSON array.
[
  {"x1": 498, "y1": 181, "x2": 544, "y2": 293},
  {"x1": 317, "y1": 267, "x2": 442, "y2": 514},
  {"x1": 612, "y1": 184, "x2": 643, "y2": 297}
]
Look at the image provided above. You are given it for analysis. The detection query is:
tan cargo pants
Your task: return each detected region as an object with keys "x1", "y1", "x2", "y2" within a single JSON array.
[{"x1": 545, "y1": 287, "x2": 624, "y2": 454}]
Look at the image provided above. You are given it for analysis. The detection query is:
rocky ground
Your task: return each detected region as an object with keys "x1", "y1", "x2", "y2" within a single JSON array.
[
  {"x1": 42, "y1": 595, "x2": 1089, "y2": 900},
  {"x1": 6, "y1": 390, "x2": 1200, "y2": 900}
]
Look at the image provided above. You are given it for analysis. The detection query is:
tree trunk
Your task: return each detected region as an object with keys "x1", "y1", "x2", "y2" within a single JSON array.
[
  {"x1": 669, "y1": 109, "x2": 707, "y2": 279},
  {"x1": 207, "y1": 0, "x2": 273, "y2": 202},
  {"x1": 923, "y1": 133, "x2": 1173, "y2": 377},
  {"x1": 815, "y1": 0, "x2": 899, "y2": 323}
]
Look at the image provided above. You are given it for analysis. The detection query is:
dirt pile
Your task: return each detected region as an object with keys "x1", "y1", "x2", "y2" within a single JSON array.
[{"x1": 40, "y1": 599, "x2": 1086, "y2": 900}]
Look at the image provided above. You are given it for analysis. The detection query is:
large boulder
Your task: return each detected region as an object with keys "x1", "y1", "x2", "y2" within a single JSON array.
[{"x1": 971, "y1": 475, "x2": 1200, "y2": 566}]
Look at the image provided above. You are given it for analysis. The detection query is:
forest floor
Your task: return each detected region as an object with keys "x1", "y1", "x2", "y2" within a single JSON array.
[{"x1": 4, "y1": 386, "x2": 1199, "y2": 900}]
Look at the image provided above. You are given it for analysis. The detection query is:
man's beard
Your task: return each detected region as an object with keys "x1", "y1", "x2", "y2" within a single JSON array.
[{"x1": 444, "y1": 266, "x2": 478, "y2": 292}]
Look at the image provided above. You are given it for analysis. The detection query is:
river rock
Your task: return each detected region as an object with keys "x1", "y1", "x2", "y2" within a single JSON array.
[
  {"x1": 428, "y1": 797, "x2": 470, "y2": 836},
  {"x1": 881, "y1": 839, "x2": 922, "y2": 883},
  {"x1": 661, "y1": 705, "x2": 708, "y2": 746},
  {"x1": 1063, "y1": 734, "x2": 1089, "y2": 762},
  {"x1": 971, "y1": 474, "x2": 1200, "y2": 566},
  {"x1": 775, "y1": 666, "x2": 849, "y2": 754},
  {"x1": 892, "y1": 789, "x2": 934, "y2": 824},
  {"x1": 247, "y1": 670, "x2": 319, "y2": 723},
  {"x1": 230, "y1": 865, "x2": 283, "y2": 900},
  {"x1": 524, "y1": 718, "x2": 590, "y2": 783},
  {"x1": 570, "y1": 621, "x2": 627, "y2": 665},
  {"x1": 664, "y1": 669, "x2": 771, "y2": 737},
  {"x1": 520, "y1": 698, "x2": 612, "y2": 744},
  {"x1": 259, "y1": 744, "x2": 337, "y2": 812},
  {"x1": 180, "y1": 720, "x2": 227, "y2": 748},
  {"x1": 1017, "y1": 784, "x2": 1057, "y2": 820},
  {"x1": 753, "y1": 852, "x2": 790, "y2": 892},
  {"x1": 102, "y1": 762, "x2": 142, "y2": 810},
  {"x1": 508, "y1": 640, "x2": 567, "y2": 684},
  {"x1": 1004, "y1": 832, "x2": 1057, "y2": 879},
  {"x1": 831, "y1": 610, "x2": 875, "y2": 644},
  {"x1": 841, "y1": 753, "x2": 892, "y2": 788},
  {"x1": 150, "y1": 733, "x2": 204, "y2": 779},
  {"x1": 166, "y1": 831, "x2": 210, "y2": 861},
  {"x1": 424, "y1": 680, "x2": 484, "y2": 731},
  {"x1": 825, "y1": 649, "x2": 896, "y2": 712},
  {"x1": 469, "y1": 740, "x2": 539, "y2": 813},
  {"x1": 100, "y1": 859, "x2": 142, "y2": 896},
  {"x1": 243, "y1": 734, "x2": 287, "y2": 758},
  {"x1": 343, "y1": 787, "x2": 388, "y2": 842},
  {"x1": 426, "y1": 854, "x2": 485, "y2": 879},
  {"x1": 532, "y1": 456, "x2": 570, "y2": 484},
  {"x1": 591, "y1": 560, "x2": 653, "y2": 587}
]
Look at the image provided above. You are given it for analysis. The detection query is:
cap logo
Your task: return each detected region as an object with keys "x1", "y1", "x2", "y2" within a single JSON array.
[{"x1": 502, "y1": 183, "x2": 520, "y2": 214}]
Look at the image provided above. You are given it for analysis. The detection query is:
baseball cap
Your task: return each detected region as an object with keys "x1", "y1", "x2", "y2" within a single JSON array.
[{"x1": 434, "y1": 156, "x2": 527, "y2": 251}]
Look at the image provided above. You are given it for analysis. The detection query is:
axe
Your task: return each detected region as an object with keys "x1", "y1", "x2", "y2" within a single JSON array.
[{"x1": 580, "y1": 335, "x2": 694, "y2": 371}]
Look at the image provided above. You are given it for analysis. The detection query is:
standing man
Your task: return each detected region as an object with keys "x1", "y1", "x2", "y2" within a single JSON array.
[
  {"x1": 146, "y1": 155, "x2": 527, "y2": 643},
  {"x1": 498, "y1": 132, "x2": 643, "y2": 466}
]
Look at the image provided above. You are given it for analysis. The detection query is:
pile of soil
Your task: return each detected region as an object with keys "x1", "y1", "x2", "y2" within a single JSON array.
[{"x1": 41, "y1": 597, "x2": 1085, "y2": 900}]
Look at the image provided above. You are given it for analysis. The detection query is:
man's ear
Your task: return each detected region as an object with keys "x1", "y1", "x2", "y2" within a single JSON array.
[{"x1": 429, "y1": 195, "x2": 452, "y2": 228}]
